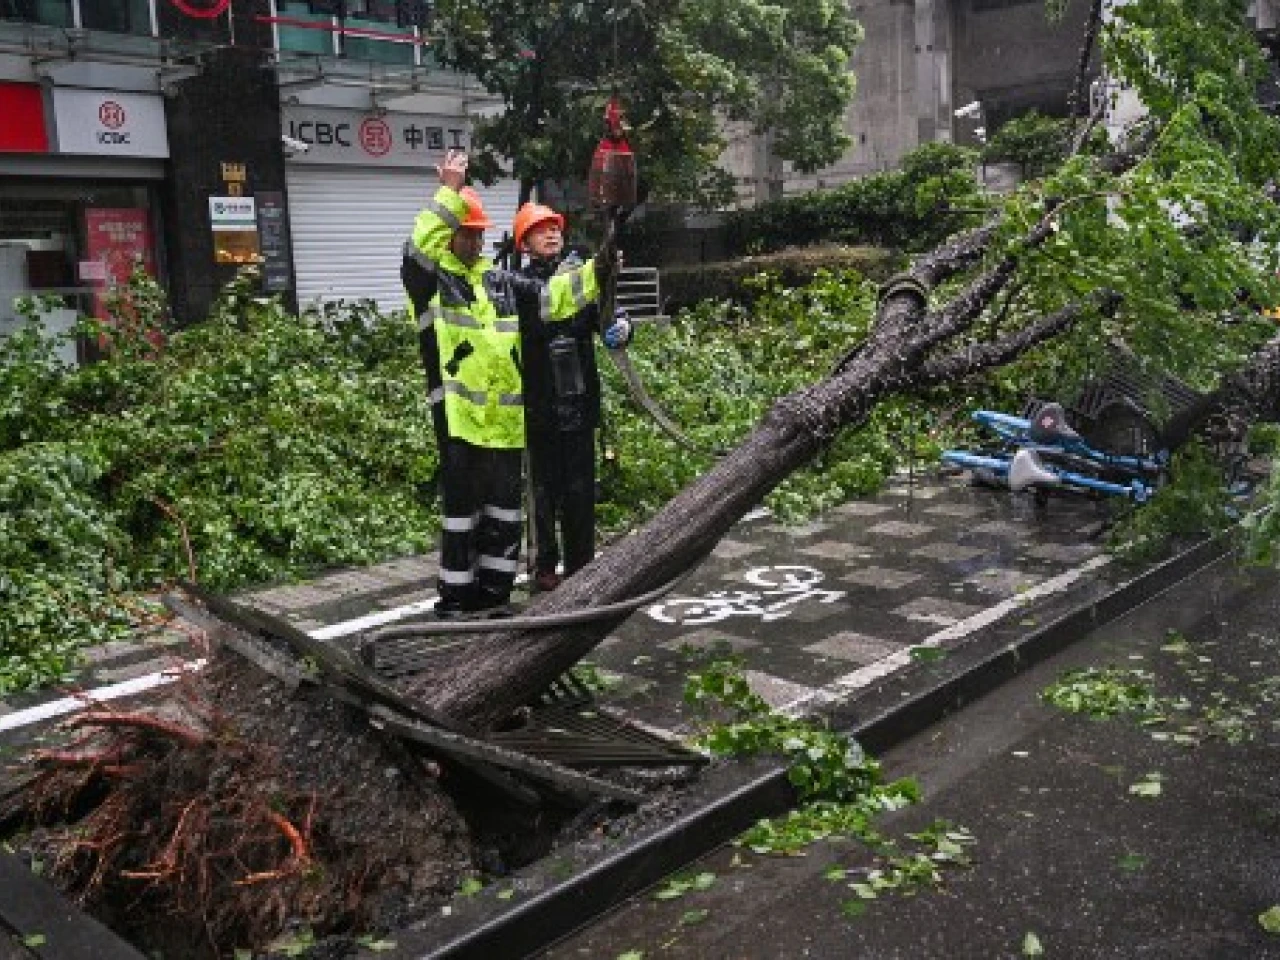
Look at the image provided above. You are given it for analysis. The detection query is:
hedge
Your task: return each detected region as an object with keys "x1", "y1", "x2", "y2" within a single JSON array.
[
  {"x1": 661, "y1": 245, "x2": 902, "y2": 312},
  {"x1": 724, "y1": 143, "x2": 985, "y2": 256}
]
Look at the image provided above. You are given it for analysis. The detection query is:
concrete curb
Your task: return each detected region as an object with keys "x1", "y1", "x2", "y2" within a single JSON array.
[
  {"x1": 0, "y1": 853, "x2": 147, "y2": 960},
  {"x1": 387, "y1": 534, "x2": 1233, "y2": 960}
]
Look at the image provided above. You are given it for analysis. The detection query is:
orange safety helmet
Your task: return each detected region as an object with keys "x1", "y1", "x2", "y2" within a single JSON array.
[
  {"x1": 458, "y1": 187, "x2": 494, "y2": 229},
  {"x1": 513, "y1": 202, "x2": 565, "y2": 249}
]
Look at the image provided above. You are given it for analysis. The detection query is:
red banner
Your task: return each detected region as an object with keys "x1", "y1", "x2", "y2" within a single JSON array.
[
  {"x1": 84, "y1": 209, "x2": 156, "y2": 323},
  {"x1": 0, "y1": 82, "x2": 49, "y2": 154}
]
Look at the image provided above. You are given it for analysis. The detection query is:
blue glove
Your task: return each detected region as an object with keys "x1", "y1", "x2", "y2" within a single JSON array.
[{"x1": 603, "y1": 313, "x2": 632, "y2": 350}]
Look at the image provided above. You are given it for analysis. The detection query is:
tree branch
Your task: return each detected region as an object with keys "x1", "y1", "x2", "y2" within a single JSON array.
[
  {"x1": 909, "y1": 218, "x2": 1057, "y2": 354},
  {"x1": 983, "y1": 281, "x2": 1027, "y2": 342},
  {"x1": 1065, "y1": 0, "x2": 1104, "y2": 139},
  {"x1": 915, "y1": 291, "x2": 1119, "y2": 388}
]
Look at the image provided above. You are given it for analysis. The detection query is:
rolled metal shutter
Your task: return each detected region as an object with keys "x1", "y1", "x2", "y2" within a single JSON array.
[{"x1": 285, "y1": 165, "x2": 521, "y2": 312}]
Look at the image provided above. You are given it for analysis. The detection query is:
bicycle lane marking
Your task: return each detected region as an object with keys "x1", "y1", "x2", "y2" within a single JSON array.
[
  {"x1": 778, "y1": 554, "x2": 1112, "y2": 718},
  {"x1": 645, "y1": 565, "x2": 844, "y2": 626}
]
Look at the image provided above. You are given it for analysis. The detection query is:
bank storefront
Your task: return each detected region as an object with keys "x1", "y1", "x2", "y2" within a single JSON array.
[
  {"x1": 282, "y1": 102, "x2": 520, "y2": 312},
  {"x1": 0, "y1": 78, "x2": 168, "y2": 363}
]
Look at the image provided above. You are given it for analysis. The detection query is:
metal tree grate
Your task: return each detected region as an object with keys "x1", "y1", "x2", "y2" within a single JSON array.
[{"x1": 360, "y1": 631, "x2": 706, "y2": 770}]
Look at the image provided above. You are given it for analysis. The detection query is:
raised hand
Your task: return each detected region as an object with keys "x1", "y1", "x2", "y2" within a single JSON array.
[{"x1": 436, "y1": 149, "x2": 468, "y2": 191}]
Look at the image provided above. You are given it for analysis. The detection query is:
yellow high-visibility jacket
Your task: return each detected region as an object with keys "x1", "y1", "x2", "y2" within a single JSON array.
[{"x1": 402, "y1": 186, "x2": 601, "y2": 449}]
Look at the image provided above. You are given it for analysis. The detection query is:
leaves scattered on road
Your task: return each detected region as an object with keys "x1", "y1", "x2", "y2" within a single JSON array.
[{"x1": 1128, "y1": 772, "x2": 1164, "y2": 798}]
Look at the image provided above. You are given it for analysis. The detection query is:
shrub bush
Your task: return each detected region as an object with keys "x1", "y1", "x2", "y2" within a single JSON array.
[
  {"x1": 724, "y1": 143, "x2": 985, "y2": 256},
  {"x1": 0, "y1": 269, "x2": 440, "y2": 691},
  {"x1": 660, "y1": 245, "x2": 902, "y2": 311}
]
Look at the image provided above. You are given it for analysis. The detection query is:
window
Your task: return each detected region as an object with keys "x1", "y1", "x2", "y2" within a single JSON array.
[
  {"x1": 81, "y1": 0, "x2": 152, "y2": 36},
  {"x1": 275, "y1": 0, "x2": 421, "y2": 64},
  {"x1": 277, "y1": 0, "x2": 338, "y2": 55},
  {"x1": 0, "y1": 0, "x2": 73, "y2": 27},
  {"x1": 0, "y1": 180, "x2": 161, "y2": 365},
  {"x1": 338, "y1": 1, "x2": 416, "y2": 65},
  {"x1": 2, "y1": 0, "x2": 156, "y2": 34}
]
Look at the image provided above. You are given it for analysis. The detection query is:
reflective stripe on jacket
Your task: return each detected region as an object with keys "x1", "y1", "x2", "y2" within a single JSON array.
[{"x1": 404, "y1": 186, "x2": 601, "y2": 449}]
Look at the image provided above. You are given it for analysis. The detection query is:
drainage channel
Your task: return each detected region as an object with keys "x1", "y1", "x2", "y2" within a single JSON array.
[{"x1": 365, "y1": 532, "x2": 1231, "y2": 960}]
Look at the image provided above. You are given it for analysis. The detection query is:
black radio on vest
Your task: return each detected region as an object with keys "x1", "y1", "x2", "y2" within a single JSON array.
[{"x1": 548, "y1": 335, "x2": 585, "y2": 398}]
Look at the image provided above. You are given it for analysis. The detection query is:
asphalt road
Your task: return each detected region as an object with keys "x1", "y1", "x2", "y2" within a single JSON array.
[{"x1": 547, "y1": 556, "x2": 1280, "y2": 960}]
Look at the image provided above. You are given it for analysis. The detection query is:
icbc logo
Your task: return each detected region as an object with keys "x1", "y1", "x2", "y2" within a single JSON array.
[
  {"x1": 359, "y1": 118, "x2": 393, "y2": 157},
  {"x1": 99, "y1": 101, "x2": 126, "y2": 129}
]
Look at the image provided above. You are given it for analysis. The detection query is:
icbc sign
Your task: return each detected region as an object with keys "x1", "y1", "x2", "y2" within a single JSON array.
[
  {"x1": 359, "y1": 118, "x2": 392, "y2": 157},
  {"x1": 283, "y1": 108, "x2": 469, "y2": 169},
  {"x1": 99, "y1": 101, "x2": 126, "y2": 130},
  {"x1": 97, "y1": 99, "x2": 131, "y2": 145},
  {"x1": 52, "y1": 89, "x2": 169, "y2": 158}
]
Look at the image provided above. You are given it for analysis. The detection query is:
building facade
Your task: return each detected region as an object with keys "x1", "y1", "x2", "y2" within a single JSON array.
[
  {"x1": 724, "y1": 0, "x2": 1100, "y2": 202},
  {"x1": 0, "y1": 0, "x2": 510, "y2": 343}
]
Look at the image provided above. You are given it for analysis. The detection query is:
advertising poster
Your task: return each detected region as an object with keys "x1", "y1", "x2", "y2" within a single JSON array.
[
  {"x1": 209, "y1": 196, "x2": 260, "y2": 265},
  {"x1": 255, "y1": 191, "x2": 293, "y2": 293},
  {"x1": 83, "y1": 208, "x2": 156, "y2": 322}
]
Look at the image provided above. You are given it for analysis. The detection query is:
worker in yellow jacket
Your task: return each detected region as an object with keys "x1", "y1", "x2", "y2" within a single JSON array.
[{"x1": 401, "y1": 150, "x2": 620, "y2": 617}]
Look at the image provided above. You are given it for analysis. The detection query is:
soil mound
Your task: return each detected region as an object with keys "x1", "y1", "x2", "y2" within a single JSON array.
[{"x1": 10, "y1": 647, "x2": 473, "y2": 957}]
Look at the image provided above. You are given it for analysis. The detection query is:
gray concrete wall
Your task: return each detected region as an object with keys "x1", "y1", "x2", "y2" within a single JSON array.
[
  {"x1": 775, "y1": 0, "x2": 957, "y2": 195},
  {"x1": 952, "y1": 0, "x2": 1096, "y2": 138},
  {"x1": 789, "y1": 0, "x2": 921, "y2": 191},
  {"x1": 721, "y1": 0, "x2": 1095, "y2": 204}
]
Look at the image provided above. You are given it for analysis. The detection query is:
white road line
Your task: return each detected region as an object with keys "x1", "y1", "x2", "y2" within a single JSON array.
[
  {"x1": 779, "y1": 553, "x2": 1112, "y2": 717},
  {"x1": 306, "y1": 570, "x2": 536, "y2": 640},
  {"x1": 308, "y1": 596, "x2": 439, "y2": 640},
  {"x1": 0, "y1": 660, "x2": 208, "y2": 734}
]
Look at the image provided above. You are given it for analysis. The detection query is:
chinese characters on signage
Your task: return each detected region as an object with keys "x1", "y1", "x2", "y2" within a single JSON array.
[
  {"x1": 209, "y1": 197, "x2": 260, "y2": 265},
  {"x1": 282, "y1": 107, "x2": 469, "y2": 168},
  {"x1": 83, "y1": 209, "x2": 157, "y2": 322},
  {"x1": 255, "y1": 192, "x2": 293, "y2": 293}
]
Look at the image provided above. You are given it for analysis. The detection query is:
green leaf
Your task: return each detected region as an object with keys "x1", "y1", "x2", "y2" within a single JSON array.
[
  {"x1": 909, "y1": 646, "x2": 946, "y2": 662},
  {"x1": 458, "y1": 877, "x2": 484, "y2": 897},
  {"x1": 496, "y1": 888, "x2": 515, "y2": 900},
  {"x1": 841, "y1": 898, "x2": 868, "y2": 919},
  {"x1": 21, "y1": 934, "x2": 46, "y2": 948},
  {"x1": 824, "y1": 866, "x2": 849, "y2": 881},
  {"x1": 1117, "y1": 853, "x2": 1146, "y2": 873},
  {"x1": 1023, "y1": 931, "x2": 1044, "y2": 956},
  {"x1": 692, "y1": 872, "x2": 717, "y2": 891},
  {"x1": 616, "y1": 952, "x2": 645, "y2": 960},
  {"x1": 1129, "y1": 774, "x2": 1163, "y2": 798},
  {"x1": 654, "y1": 877, "x2": 692, "y2": 900},
  {"x1": 680, "y1": 909, "x2": 709, "y2": 926},
  {"x1": 1260, "y1": 906, "x2": 1280, "y2": 934}
]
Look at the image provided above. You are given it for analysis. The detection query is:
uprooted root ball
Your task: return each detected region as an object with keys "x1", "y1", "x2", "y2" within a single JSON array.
[{"x1": 7, "y1": 651, "x2": 473, "y2": 956}]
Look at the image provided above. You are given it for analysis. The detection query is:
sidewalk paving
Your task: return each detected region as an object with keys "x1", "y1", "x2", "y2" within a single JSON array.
[
  {"x1": 0, "y1": 472, "x2": 1115, "y2": 766},
  {"x1": 545, "y1": 555, "x2": 1280, "y2": 960},
  {"x1": 569, "y1": 473, "x2": 1108, "y2": 734}
]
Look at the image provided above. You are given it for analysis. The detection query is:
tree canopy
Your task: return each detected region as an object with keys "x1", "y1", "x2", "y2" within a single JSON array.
[
  {"x1": 408, "y1": 0, "x2": 1280, "y2": 726},
  {"x1": 431, "y1": 0, "x2": 861, "y2": 206}
]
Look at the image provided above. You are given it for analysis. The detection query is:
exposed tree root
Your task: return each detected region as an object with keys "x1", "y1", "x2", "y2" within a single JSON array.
[{"x1": 3, "y1": 650, "x2": 473, "y2": 957}]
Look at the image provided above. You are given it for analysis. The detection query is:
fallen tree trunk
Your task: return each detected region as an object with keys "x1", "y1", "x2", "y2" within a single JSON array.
[{"x1": 402, "y1": 219, "x2": 1090, "y2": 728}]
